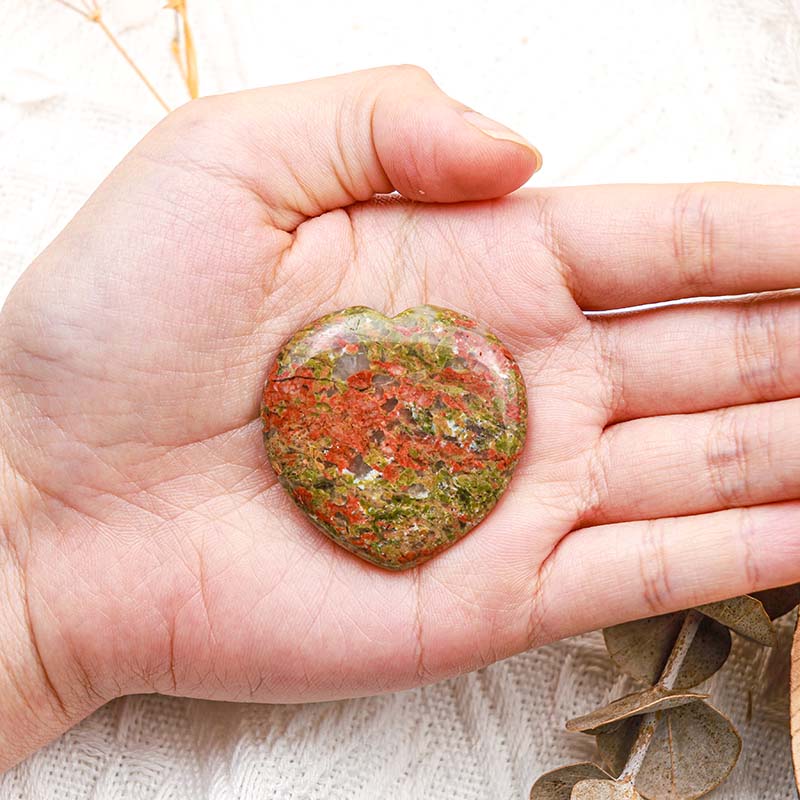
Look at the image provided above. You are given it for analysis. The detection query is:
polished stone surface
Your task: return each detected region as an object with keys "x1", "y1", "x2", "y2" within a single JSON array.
[{"x1": 261, "y1": 305, "x2": 527, "y2": 570}]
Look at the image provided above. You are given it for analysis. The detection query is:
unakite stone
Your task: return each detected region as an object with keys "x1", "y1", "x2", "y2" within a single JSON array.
[{"x1": 261, "y1": 305, "x2": 527, "y2": 570}]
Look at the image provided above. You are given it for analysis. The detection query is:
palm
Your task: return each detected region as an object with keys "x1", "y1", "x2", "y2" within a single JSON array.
[
  {"x1": 2, "y1": 71, "x2": 799, "y2": 711},
  {"x1": 152, "y1": 194, "x2": 591, "y2": 699}
]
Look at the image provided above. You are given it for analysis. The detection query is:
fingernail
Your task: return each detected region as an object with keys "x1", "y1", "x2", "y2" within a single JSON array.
[{"x1": 463, "y1": 110, "x2": 543, "y2": 171}]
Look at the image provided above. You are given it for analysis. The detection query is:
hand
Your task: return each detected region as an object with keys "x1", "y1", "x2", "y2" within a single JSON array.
[{"x1": 1, "y1": 65, "x2": 798, "y2": 769}]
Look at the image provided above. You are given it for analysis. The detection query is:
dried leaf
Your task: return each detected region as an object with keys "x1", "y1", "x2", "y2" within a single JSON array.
[
  {"x1": 596, "y1": 715, "x2": 644, "y2": 778},
  {"x1": 791, "y1": 615, "x2": 800, "y2": 794},
  {"x1": 603, "y1": 613, "x2": 730, "y2": 689},
  {"x1": 531, "y1": 764, "x2": 615, "y2": 800},
  {"x1": 696, "y1": 595, "x2": 776, "y2": 646},
  {"x1": 597, "y1": 702, "x2": 742, "y2": 800},
  {"x1": 572, "y1": 779, "x2": 642, "y2": 799},
  {"x1": 638, "y1": 702, "x2": 741, "y2": 800},
  {"x1": 752, "y1": 584, "x2": 800, "y2": 620},
  {"x1": 566, "y1": 686, "x2": 707, "y2": 735}
]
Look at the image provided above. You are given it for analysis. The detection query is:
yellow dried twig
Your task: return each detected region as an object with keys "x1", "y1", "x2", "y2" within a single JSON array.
[
  {"x1": 166, "y1": 0, "x2": 199, "y2": 99},
  {"x1": 53, "y1": 0, "x2": 173, "y2": 113}
]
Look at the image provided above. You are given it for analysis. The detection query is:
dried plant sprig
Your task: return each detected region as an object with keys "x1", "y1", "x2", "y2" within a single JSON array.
[
  {"x1": 532, "y1": 585, "x2": 800, "y2": 800},
  {"x1": 53, "y1": 0, "x2": 173, "y2": 113},
  {"x1": 618, "y1": 610, "x2": 702, "y2": 783},
  {"x1": 166, "y1": 0, "x2": 199, "y2": 99}
]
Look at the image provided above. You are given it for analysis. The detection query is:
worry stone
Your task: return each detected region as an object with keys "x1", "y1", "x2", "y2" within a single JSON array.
[{"x1": 261, "y1": 305, "x2": 527, "y2": 570}]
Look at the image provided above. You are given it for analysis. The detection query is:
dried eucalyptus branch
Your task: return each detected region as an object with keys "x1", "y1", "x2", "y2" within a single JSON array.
[
  {"x1": 531, "y1": 585, "x2": 800, "y2": 800},
  {"x1": 618, "y1": 610, "x2": 702, "y2": 783}
]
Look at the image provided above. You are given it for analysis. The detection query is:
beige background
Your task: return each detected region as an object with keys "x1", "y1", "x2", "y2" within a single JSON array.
[{"x1": 1, "y1": 0, "x2": 799, "y2": 797}]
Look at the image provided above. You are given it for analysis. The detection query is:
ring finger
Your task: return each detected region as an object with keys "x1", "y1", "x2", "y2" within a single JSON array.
[
  {"x1": 592, "y1": 291, "x2": 800, "y2": 423},
  {"x1": 581, "y1": 396, "x2": 800, "y2": 527}
]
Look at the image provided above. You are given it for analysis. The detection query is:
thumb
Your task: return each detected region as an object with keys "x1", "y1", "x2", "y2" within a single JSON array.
[{"x1": 163, "y1": 65, "x2": 542, "y2": 227}]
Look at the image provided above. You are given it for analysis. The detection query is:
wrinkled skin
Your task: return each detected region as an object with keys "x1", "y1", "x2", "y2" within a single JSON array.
[{"x1": 0, "y1": 66, "x2": 798, "y2": 769}]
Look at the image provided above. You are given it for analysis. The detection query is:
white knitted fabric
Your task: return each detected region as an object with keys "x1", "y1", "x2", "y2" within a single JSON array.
[{"x1": 1, "y1": 1, "x2": 799, "y2": 797}]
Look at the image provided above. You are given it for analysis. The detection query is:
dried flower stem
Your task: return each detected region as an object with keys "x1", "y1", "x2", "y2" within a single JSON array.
[
  {"x1": 92, "y1": 15, "x2": 171, "y2": 112},
  {"x1": 619, "y1": 610, "x2": 703, "y2": 782},
  {"x1": 53, "y1": 0, "x2": 172, "y2": 113},
  {"x1": 167, "y1": 0, "x2": 199, "y2": 99}
]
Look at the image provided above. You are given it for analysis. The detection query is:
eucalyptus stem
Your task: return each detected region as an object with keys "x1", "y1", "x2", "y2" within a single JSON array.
[{"x1": 619, "y1": 609, "x2": 703, "y2": 782}]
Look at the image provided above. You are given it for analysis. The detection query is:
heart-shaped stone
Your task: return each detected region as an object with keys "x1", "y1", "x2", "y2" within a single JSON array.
[{"x1": 261, "y1": 305, "x2": 527, "y2": 570}]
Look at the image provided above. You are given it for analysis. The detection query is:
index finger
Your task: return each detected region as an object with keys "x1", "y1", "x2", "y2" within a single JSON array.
[{"x1": 530, "y1": 183, "x2": 800, "y2": 310}]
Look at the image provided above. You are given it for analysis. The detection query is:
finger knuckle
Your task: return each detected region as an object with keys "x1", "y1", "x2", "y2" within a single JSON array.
[
  {"x1": 704, "y1": 407, "x2": 752, "y2": 507},
  {"x1": 527, "y1": 564, "x2": 555, "y2": 650},
  {"x1": 671, "y1": 184, "x2": 717, "y2": 294},
  {"x1": 591, "y1": 321, "x2": 624, "y2": 420},
  {"x1": 735, "y1": 507, "x2": 763, "y2": 588},
  {"x1": 734, "y1": 299, "x2": 789, "y2": 401},
  {"x1": 638, "y1": 519, "x2": 677, "y2": 615},
  {"x1": 576, "y1": 433, "x2": 614, "y2": 526}
]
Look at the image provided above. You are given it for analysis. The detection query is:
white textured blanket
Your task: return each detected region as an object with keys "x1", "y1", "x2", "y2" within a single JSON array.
[{"x1": 1, "y1": 1, "x2": 798, "y2": 797}]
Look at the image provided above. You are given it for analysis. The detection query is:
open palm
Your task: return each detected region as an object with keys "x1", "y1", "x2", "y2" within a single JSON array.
[{"x1": 1, "y1": 67, "x2": 798, "y2": 753}]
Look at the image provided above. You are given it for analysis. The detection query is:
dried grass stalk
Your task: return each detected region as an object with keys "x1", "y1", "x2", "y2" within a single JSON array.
[
  {"x1": 53, "y1": 0, "x2": 199, "y2": 112},
  {"x1": 167, "y1": 0, "x2": 199, "y2": 99}
]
